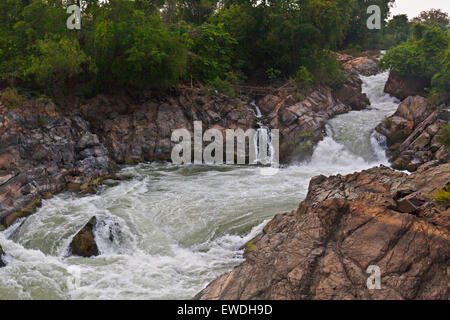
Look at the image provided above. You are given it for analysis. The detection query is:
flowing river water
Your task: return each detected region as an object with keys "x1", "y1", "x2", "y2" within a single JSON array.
[{"x1": 0, "y1": 71, "x2": 399, "y2": 299}]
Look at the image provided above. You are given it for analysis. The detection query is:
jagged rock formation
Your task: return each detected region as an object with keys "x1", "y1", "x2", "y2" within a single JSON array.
[
  {"x1": 79, "y1": 89, "x2": 256, "y2": 164},
  {"x1": 376, "y1": 96, "x2": 449, "y2": 171},
  {"x1": 341, "y1": 57, "x2": 379, "y2": 76},
  {"x1": 260, "y1": 86, "x2": 353, "y2": 163},
  {"x1": 257, "y1": 54, "x2": 373, "y2": 162},
  {"x1": 384, "y1": 71, "x2": 428, "y2": 101},
  {"x1": 0, "y1": 102, "x2": 112, "y2": 229},
  {"x1": 69, "y1": 216, "x2": 99, "y2": 257},
  {"x1": 195, "y1": 164, "x2": 450, "y2": 300}
]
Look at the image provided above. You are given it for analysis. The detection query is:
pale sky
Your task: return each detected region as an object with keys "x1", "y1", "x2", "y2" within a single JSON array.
[{"x1": 390, "y1": 0, "x2": 450, "y2": 19}]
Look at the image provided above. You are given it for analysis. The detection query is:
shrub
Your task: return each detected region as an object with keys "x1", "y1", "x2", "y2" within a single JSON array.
[
  {"x1": 207, "y1": 74, "x2": 236, "y2": 98},
  {"x1": 294, "y1": 67, "x2": 313, "y2": 91},
  {"x1": 433, "y1": 184, "x2": 450, "y2": 203},
  {"x1": 437, "y1": 124, "x2": 450, "y2": 146},
  {"x1": 1, "y1": 87, "x2": 24, "y2": 108},
  {"x1": 25, "y1": 36, "x2": 93, "y2": 89}
]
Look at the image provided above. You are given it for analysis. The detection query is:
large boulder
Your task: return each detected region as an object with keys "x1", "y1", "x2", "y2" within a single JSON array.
[
  {"x1": 69, "y1": 217, "x2": 99, "y2": 257},
  {"x1": 195, "y1": 164, "x2": 450, "y2": 300},
  {"x1": 384, "y1": 71, "x2": 428, "y2": 101},
  {"x1": 342, "y1": 56, "x2": 379, "y2": 76}
]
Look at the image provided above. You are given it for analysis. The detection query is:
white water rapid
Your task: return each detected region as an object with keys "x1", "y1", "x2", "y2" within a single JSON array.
[{"x1": 0, "y1": 71, "x2": 399, "y2": 299}]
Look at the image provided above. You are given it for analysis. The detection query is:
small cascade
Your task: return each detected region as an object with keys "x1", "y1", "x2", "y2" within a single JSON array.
[{"x1": 249, "y1": 101, "x2": 275, "y2": 165}]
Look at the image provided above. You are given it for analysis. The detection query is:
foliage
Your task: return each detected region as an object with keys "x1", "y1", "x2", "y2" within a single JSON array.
[
  {"x1": 437, "y1": 124, "x2": 450, "y2": 146},
  {"x1": 433, "y1": 184, "x2": 450, "y2": 203},
  {"x1": 0, "y1": 0, "x2": 410, "y2": 99},
  {"x1": 379, "y1": 24, "x2": 449, "y2": 103},
  {"x1": 187, "y1": 23, "x2": 237, "y2": 82},
  {"x1": 207, "y1": 72, "x2": 237, "y2": 97},
  {"x1": 294, "y1": 67, "x2": 313, "y2": 91},
  {"x1": 342, "y1": 0, "x2": 395, "y2": 49},
  {"x1": 1, "y1": 87, "x2": 24, "y2": 108},
  {"x1": 412, "y1": 9, "x2": 449, "y2": 30},
  {"x1": 26, "y1": 36, "x2": 92, "y2": 89},
  {"x1": 382, "y1": 14, "x2": 411, "y2": 48}
]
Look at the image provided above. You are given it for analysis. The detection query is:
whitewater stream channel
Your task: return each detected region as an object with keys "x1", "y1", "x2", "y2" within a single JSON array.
[{"x1": 0, "y1": 71, "x2": 400, "y2": 299}]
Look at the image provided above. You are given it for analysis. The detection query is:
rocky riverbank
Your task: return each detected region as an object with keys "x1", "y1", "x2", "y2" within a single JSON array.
[
  {"x1": 375, "y1": 96, "x2": 449, "y2": 171},
  {"x1": 195, "y1": 163, "x2": 450, "y2": 300},
  {"x1": 0, "y1": 54, "x2": 377, "y2": 229}
]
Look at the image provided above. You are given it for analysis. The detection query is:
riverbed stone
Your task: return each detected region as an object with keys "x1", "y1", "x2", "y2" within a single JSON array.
[{"x1": 69, "y1": 217, "x2": 99, "y2": 257}]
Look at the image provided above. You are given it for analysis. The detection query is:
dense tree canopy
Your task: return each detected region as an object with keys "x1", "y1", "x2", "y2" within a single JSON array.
[{"x1": 6, "y1": 0, "x2": 446, "y2": 100}]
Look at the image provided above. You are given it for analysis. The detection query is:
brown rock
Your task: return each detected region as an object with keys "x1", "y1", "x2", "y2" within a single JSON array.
[
  {"x1": 195, "y1": 164, "x2": 450, "y2": 300},
  {"x1": 342, "y1": 57, "x2": 379, "y2": 76},
  {"x1": 376, "y1": 97, "x2": 449, "y2": 172},
  {"x1": 69, "y1": 217, "x2": 99, "y2": 257},
  {"x1": 384, "y1": 71, "x2": 428, "y2": 101}
]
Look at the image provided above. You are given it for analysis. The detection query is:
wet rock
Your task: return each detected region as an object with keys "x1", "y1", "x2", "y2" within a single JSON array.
[
  {"x1": 195, "y1": 164, "x2": 450, "y2": 300},
  {"x1": 376, "y1": 97, "x2": 449, "y2": 172},
  {"x1": 334, "y1": 72, "x2": 370, "y2": 111},
  {"x1": 0, "y1": 244, "x2": 5, "y2": 267},
  {"x1": 81, "y1": 87, "x2": 256, "y2": 164},
  {"x1": 0, "y1": 103, "x2": 113, "y2": 226},
  {"x1": 342, "y1": 57, "x2": 379, "y2": 76},
  {"x1": 69, "y1": 217, "x2": 99, "y2": 257},
  {"x1": 384, "y1": 71, "x2": 428, "y2": 101}
]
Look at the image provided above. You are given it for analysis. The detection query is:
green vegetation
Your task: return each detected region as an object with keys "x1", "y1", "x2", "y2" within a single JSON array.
[
  {"x1": 433, "y1": 184, "x2": 450, "y2": 203},
  {"x1": 1, "y1": 0, "x2": 399, "y2": 101},
  {"x1": 1, "y1": 0, "x2": 445, "y2": 105},
  {"x1": 379, "y1": 22, "x2": 449, "y2": 104},
  {"x1": 1, "y1": 87, "x2": 25, "y2": 108},
  {"x1": 437, "y1": 124, "x2": 450, "y2": 146}
]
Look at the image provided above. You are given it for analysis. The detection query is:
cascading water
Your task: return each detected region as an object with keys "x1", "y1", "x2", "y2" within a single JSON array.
[
  {"x1": 0, "y1": 71, "x2": 399, "y2": 299},
  {"x1": 249, "y1": 101, "x2": 275, "y2": 165}
]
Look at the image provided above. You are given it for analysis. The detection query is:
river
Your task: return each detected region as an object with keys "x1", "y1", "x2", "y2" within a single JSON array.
[{"x1": 0, "y1": 71, "x2": 399, "y2": 299}]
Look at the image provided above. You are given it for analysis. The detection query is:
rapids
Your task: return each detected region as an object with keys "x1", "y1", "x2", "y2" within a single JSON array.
[{"x1": 0, "y1": 71, "x2": 399, "y2": 299}]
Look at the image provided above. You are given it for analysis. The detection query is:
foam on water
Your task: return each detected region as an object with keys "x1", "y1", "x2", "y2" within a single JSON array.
[{"x1": 0, "y1": 71, "x2": 400, "y2": 299}]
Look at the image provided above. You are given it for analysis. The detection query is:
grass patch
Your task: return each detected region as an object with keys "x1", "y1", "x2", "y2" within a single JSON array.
[
  {"x1": 433, "y1": 184, "x2": 450, "y2": 203},
  {"x1": 1, "y1": 87, "x2": 25, "y2": 108}
]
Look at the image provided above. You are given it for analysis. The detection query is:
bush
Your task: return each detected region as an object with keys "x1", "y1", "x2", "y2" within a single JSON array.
[
  {"x1": 207, "y1": 72, "x2": 237, "y2": 97},
  {"x1": 26, "y1": 36, "x2": 92, "y2": 89},
  {"x1": 187, "y1": 23, "x2": 237, "y2": 82},
  {"x1": 437, "y1": 124, "x2": 450, "y2": 146},
  {"x1": 294, "y1": 66, "x2": 313, "y2": 91},
  {"x1": 433, "y1": 184, "x2": 450, "y2": 203},
  {"x1": 1, "y1": 87, "x2": 24, "y2": 108}
]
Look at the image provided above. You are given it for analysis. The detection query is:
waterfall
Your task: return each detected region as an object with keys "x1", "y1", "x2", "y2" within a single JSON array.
[{"x1": 249, "y1": 101, "x2": 275, "y2": 165}]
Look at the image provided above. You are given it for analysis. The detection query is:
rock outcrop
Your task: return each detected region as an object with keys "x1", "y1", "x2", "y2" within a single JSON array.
[
  {"x1": 195, "y1": 164, "x2": 450, "y2": 300},
  {"x1": 260, "y1": 86, "x2": 353, "y2": 163},
  {"x1": 80, "y1": 89, "x2": 256, "y2": 164},
  {"x1": 384, "y1": 71, "x2": 428, "y2": 101},
  {"x1": 0, "y1": 244, "x2": 5, "y2": 267},
  {"x1": 341, "y1": 57, "x2": 379, "y2": 76},
  {"x1": 0, "y1": 101, "x2": 112, "y2": 228},
  {"x1": 376, "y1": 96, "x2": 449, "y2": 171},
  {"x1": 69, "y1": 216, "x2": 99, "y2": 257},
  {"x1": 257, "y1": 54, "x2": 373, "y2": 163}
]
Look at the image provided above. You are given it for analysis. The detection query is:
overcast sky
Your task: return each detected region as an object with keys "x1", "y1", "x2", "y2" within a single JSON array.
[{"x1": 389, "y1": 0, "x2": 450, "y2": 19}]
